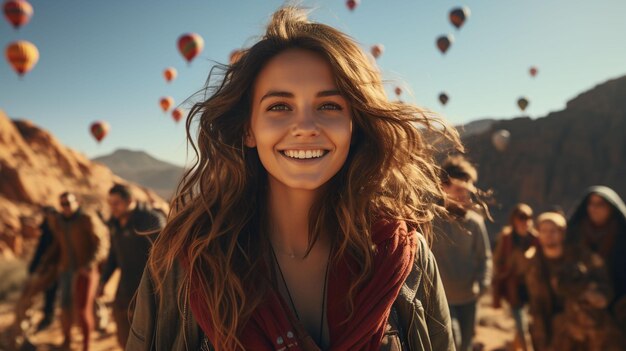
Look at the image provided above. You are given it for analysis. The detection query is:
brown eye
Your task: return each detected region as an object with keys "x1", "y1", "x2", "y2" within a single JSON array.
[
  {"x1": 319, "y1": 103, "x2": 342, "y2": 111},
  {"x1": 268, "y1": 103, "x2": 290, "y2": 111}
]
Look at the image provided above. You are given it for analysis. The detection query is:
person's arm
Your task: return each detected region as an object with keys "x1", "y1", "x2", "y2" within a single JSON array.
[
  {"x1": 474, "y1": 217, "x2": 493, "y2": 294},
  {"x1": 99, "y1": 233, "x2": 118, "y2": 288},
  {"x1": 125, "y1": 266, "x2": 157, "y2": 351},
  {"x1": 414, "y1": 234, "x2": 455, "y2": 351}
]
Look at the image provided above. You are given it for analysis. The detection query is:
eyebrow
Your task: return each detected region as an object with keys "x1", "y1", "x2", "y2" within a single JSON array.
[{"x1": 259, "y1": 90, "x2": 341, "y2": 103}]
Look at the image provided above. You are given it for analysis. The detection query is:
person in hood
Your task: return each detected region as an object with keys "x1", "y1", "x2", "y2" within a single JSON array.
[{"x1": 567, "y1": 185, "x2": 626, "y2": 327}]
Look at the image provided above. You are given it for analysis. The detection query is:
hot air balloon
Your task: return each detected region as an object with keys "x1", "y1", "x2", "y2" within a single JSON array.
[
  {"x1": 394, "y1": 86, "x2": 402, "y2": 97},
  {"x1": 517, "y1": 97, "x2": 529, "y2": 111},
  {"x1": 163, "y1": 67, "x2": 177, "y2": 83},
  {"x1": 439, "y1": 92, "x2": 449, "y2": 106},
  {"x1": 6, "y1": 40, "x2": 38, "y2": 77},
  {"x1": 492, "y1": 129, "x2": 510, "y2": 152},
  {"x1": 346, "y1": 0, "x2": 359, "y2": 11},
  {"x1": 160, "y1": 97, "x2": 174, "y2": 112},
  {"x1": 177, "y1": 33, "x2": 204, "y2": 64},
  {"x1": 90, "y1": 121, "x2": 110, "y2": 143},
  {"x1": 449, "y1": 7, "x2": 470, "y2": 30},
  {"x1": 529, "y1": 66, "x2": 538, "y2": 77},
  {"x1": 436, "y1": 35, "x2": 453, "y2": 54},
  {"x1": 3, "y1": 0, "x2": 33, "y2": 29},
  {"x1": 229, "y1": 49, "x2": 244, "y2": 65},
  {"x1": 172, "y1": 108, "x2": 183, "y2": 123},
  {"x1": 370, "y1": 44, "x2": 384, "y2": 59}
]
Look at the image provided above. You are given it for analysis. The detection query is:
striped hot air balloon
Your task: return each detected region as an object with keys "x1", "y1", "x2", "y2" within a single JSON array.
[
  {"x1": 6, "y1": 40, "x2": 39, "y2": 77},
  {"x1": 3, "y1": 0, "x2": 33, "y2": 29},
  {"x1": 90, "y1": 121, "x2": 110, "y2": 143},
  {"x1": 177, "y1": 33, "x2": 204, "y2": 64}
]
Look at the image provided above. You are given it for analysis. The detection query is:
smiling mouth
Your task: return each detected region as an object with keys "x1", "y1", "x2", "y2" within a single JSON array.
[{"x1": 279, "y1": 149, "x2": 330, "y2": 160}]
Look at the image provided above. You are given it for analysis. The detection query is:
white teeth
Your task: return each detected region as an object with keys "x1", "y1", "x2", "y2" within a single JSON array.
[{"x1": 282, "y1": 149, "x2": 327, "y2": 159}]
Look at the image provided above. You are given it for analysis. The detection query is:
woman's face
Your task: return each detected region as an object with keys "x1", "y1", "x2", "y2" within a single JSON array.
[
  {"x1": 247, "y1": 49, "x2": 353, "y2": 191},
  {"x1": 537, "y1": 221, "x2": 564, "y2": 259},
  {"x1": 586, "y1": 194, "x2": 613, "y2": 226}
]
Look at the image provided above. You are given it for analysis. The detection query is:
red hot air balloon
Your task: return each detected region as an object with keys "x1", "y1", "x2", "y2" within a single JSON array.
[
  {"x1": 439, "y1": 92, "x2": 449, "y2": 106},
  {"x1": 346, "y1": 0, "x2": 359, "y2": 11},
  {"x1": 163, "y1": 67, "x2": 177, "y2": 83},
  {"x1": 449, "y1": 6, "x2": 470, "y2": 30},
  {"x1": 3, "y1": 0, "x2": 33, "y2": 29},
  {"x1": 90, "y1": 121, "x2": 110, "y2": 143},
  {"x1": 177, "y1": 33, "x2": 204, "y2": 64},
  {"x1": 172, "y1": 108, "x2": 183, "y2": 123},
  {"x1": 370, "y1": 44, "x2": 384, "y2": 59},
  {"x1": 160, "y1": 97, "x2": 174, "y2": 112},
  {"x1": 394, "y1": 87, "x2": 402, "y2": 97},
  {"x1": 436, "y1": 35, "x2": 454, "y2": 54},
  {"x1": 517, "y1": 97, "x2": 529, "y2": 111},
  {"x1": 529, "y1": 66, "x2": 538, "y2": 77},
  {"x1": 6, "y1": 40, "x2": 39, "y2": 77}
]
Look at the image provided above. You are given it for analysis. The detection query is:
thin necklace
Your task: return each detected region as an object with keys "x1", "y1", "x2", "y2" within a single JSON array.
[{"x1": 270, "y1": 243, "x2": 331, "y2": 347}]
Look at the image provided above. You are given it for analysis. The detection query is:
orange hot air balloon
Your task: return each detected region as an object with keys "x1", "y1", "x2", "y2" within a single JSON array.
[
  {"x1": 529, "y1": 66, "x2": 538, "y2": 77},
  {"x1": 449, "y1": 7, "x2": 470, "y2": 30},
  {"x1": 6, "y1": 40, "x2": 39, "y2": 77},
  {"x1": 370, "y1": 44, "x2": 384, "y2": 59},
  {"x1": 439, "y1": 92, "x2": 449, "y2": 106},
  {"x1": 177, "y1": 33, "x2": 204, "y2": 64},
  {"x1": 163, "y1": 67, "x2": 177, "y2": 83},
  {"x1": 160, "y1": 97, "x2": 174, "y2": 112},
  {"x1": 229, "y1": 49, "x2": 244, "y2": 65},
  {"x1": 172, "y1": 108, "x2": 183, "y2": 123},
  {"x1": 517, "y1": 97, "x2": 529, "y2": 111},
  {"x1": 90, "y1": 121, "x2": 110, "y2": 143},
  {"x1": 436, "y1": 35, "x2": 453, "y2": 54},
  {"x1": 394, "y1": 87, "x2": 402, "y2": 97},
  {"x1": 346, "y1": 0, "x2": 359, "y2": 11},
  {"x1": 3, "y1": 0, "x2": 33, "y2": 29}
]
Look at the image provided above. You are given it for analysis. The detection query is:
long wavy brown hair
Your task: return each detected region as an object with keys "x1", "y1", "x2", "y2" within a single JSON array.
[{"x1": 149, "y1": 6, "x2": 462, "y2": 350}]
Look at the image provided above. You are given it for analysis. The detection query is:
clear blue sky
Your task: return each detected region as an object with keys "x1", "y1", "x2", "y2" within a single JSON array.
[{"x1": 2, "y1": 0, "x2": 625, "y2": 166}]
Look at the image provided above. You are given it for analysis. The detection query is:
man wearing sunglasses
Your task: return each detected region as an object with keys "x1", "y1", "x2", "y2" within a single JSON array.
[{"x1": 44, "y1": 191, "x2": 109, "y2": 351}]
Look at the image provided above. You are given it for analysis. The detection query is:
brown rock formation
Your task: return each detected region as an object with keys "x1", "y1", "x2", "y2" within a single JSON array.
[
  {"x1": 462, "y1": 75, "x2": 626, "y2": 234},
  {"x1": 0, "y1": 110, "x2": 168, "y2": 257}
]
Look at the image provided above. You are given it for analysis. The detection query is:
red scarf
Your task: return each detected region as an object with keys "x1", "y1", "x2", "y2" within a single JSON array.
[{"x1": 188, "y1": 220, "x2": 417, "y2": 350}]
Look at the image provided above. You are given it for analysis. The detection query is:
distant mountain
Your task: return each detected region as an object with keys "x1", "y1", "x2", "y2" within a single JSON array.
[
  {"x1": 462, "y1": 75, "x2": 626, "y2": 236},
  {"x1": 457, "y1": 118, "x2": 497, "y2": 138},
  {"x1": 0, "y1": 111, "x2": 167, "y2": 245},
  {"x1": 93, "y1": 149, "x2": 185, "y2": 200}
]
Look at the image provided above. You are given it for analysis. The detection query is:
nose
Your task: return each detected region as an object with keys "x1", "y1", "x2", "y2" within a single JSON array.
[{"x1": 291, "y1": 108, "x2": 320, "y2": 137}]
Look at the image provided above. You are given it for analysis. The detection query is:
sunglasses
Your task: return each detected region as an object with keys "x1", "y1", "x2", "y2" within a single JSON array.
[
  {"x1": 60, "y1": 201, "x2": 71, "y2": 207},
  {"x1": 517, "y1": 214, "x2": 532, "y2": 221}
]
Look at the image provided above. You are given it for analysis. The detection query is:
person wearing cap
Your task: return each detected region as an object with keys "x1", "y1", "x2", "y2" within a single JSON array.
[
  {"x1": 525, "y1": 211, "x2": 625, "y2": 350},
  {"x1": 431, "y1": 155, "x2": 492, "y2": 351}
]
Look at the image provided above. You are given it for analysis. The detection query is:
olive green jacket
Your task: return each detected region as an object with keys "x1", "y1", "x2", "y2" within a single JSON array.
[{"x1": 126, "y1": 234, "x2": 454, "y2": 350}]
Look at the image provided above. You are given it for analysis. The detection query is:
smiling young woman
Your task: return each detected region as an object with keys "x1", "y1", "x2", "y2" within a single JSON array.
[{"x1": 126, "y1": 6, "x2": 460, "y2": 351}]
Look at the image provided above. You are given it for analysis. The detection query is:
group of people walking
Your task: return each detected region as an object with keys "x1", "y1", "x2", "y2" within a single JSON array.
[
  {"x1": 13, "y1": 184, "x2": 165, "y2": 351},
  {"x1": 432, "y1": 154, "x2": 626, "y2": 351}
]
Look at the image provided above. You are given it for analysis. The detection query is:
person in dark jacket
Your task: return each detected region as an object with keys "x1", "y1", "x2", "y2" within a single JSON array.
[
  {"x1": 98, "y1": 183, "x2": 165, "y2": 348},
  {"x1": 27, "y1": 206, "x2": 59, "y2": 332},
  {"x1": 431, "y1": 155, "x2": 492, "y2": 351},
  {"x1": 567, "y1": 185, "x2": 626, "y2": 328}
]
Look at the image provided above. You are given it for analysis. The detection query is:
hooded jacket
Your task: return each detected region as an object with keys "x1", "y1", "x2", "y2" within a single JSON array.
[{"x1": 567, "y1": 185, "x2": 626, "y2": 310}]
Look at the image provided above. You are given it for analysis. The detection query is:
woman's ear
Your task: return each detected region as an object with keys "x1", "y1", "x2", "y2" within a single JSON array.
[{"x1": 244, "y1": 130, "x2": 256, "y2": 148}]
